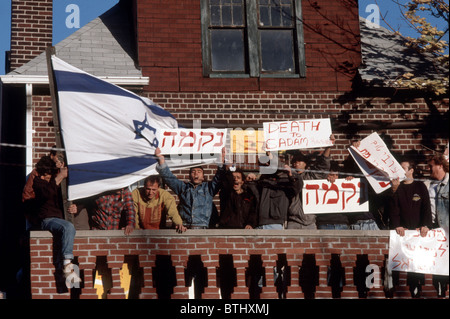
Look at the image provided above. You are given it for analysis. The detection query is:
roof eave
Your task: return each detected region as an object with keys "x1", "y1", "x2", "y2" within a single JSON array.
[{"x1": 0, "y1": 74, "x2": 149, "y2": 86}]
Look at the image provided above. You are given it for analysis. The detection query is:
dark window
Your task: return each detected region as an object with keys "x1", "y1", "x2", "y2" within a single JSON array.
[
  {"x1": 258, "y1": 0, "x2": 296, "y2": 74},
  {"x1": 201, "y1": 0, "x2": 306, "y2": 78}
]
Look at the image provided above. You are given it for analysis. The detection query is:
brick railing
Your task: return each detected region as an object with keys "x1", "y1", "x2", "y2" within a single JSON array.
[{"x1": 29, "y1": 229, "x2": 448, "y2": 299}]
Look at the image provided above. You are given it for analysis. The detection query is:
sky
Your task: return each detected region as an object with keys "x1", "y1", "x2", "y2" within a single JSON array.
[{"x1": 0, "y1": 0, "x2": 448, "y2": 75}]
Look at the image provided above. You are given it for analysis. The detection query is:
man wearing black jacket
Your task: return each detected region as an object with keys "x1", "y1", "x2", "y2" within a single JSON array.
[
  {"x1": 389, "y1": 159, "x2": 432, "y2": 298},
  {"x1": 247, "y1": 152, "x2": 302, "y2": 229},
  {"x1": 219, "y1": 169, "x2": 257, "y2": 229},
  {"x1": 32, "y1": 156, "x2": 81, "y2": 288},
  {"x1": 390, "y1": 160, "x2": 432, "y2": 236}
]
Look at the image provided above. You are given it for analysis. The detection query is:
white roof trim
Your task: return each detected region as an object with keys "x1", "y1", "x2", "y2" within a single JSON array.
[{"x1": 0, "y1": 75, "x2": 149, "y2": 86}]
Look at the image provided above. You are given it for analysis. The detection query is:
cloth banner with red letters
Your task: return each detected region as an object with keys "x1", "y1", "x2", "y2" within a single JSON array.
[{"x1": 388, "y1": 228, "x2": 449, "y2": 276}]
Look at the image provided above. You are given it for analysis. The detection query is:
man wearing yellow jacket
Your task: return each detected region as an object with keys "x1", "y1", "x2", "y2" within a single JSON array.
[{"x1": 132, "y1": 175, "x2": 187, "y2": 232}]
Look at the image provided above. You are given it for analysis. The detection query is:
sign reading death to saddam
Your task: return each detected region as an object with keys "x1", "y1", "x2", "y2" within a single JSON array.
[{"x1": 263, "y1": 119, "x2": 333, "y2": 151}]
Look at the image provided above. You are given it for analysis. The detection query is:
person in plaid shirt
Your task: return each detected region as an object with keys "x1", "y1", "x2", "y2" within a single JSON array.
[{"x1": 91, "y1": 188, "x2": 135, "y2": 235}]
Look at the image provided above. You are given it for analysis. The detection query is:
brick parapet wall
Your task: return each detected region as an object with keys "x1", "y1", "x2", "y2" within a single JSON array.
[{"x1": 29, "y1": 229, "x2": 448, "y2": 299}]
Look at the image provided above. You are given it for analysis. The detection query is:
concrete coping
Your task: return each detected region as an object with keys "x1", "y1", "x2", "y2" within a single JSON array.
[{"x1": 30, "y1": 229, "x2": 391, "y2": 238}]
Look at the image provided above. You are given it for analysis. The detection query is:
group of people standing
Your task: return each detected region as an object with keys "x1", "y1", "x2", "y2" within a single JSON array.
[{"x1": 21, "y1": 139, "x2": 449, "y2": 290}]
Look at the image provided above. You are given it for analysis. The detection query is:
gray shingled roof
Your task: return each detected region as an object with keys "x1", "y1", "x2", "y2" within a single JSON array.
[
  {"x1": 358, "y1": 17, "x2": 444, "y2": 87},
  {"x1": 9, "y1": 1, "x2": 141, "y2": 77}
]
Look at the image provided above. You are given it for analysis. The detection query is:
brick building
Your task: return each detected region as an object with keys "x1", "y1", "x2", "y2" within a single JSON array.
[{"x1": 0, "y1": 0, "x2": 448, "y2": 299}]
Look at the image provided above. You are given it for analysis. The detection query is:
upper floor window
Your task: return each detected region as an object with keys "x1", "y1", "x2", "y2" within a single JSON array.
[{"x1": 201, "y1": 0, "x2": 306, "y2": 78}]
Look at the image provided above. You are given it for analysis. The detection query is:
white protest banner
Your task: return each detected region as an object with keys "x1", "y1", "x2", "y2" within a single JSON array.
[
  {"x1": 348, "y1": 147, "x2": 392, "y2": 194},
  {"x1": 158, "y1": 129, "x2": 227, "y2": 155},
  {"x1": 263, "y1": 118, "x2": 333, "y2": 151},
  {"x1": 388, "y1": 228, "x2": 449, "y2": 276},
  {"x1": 348, "y1": 132, "x2": 405, "y2": 193},
  {"x1": 302, "y1": 178, "x2": 369, "y2": 214}
]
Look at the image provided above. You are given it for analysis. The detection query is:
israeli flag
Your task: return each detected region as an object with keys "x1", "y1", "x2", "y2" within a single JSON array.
[{"x1": 51, "y1": 56, "x2": 209, "y2": 200}]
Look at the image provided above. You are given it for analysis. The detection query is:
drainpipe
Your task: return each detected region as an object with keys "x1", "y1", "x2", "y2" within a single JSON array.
[{"x1": 25, "y1": 83, "x2": 34, "y2": 175}]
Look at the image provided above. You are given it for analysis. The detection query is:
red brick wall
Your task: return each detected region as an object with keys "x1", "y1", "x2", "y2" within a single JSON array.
[
  {"x1": 145, "y1": 92, "x2": 449, "y2": 170},
  {"x1": 32, "y1": 95, "x2": 55, "y2": 162},
  {"x1": 29, "y1": 229, "x2": 448, "y2": 299},
  {"x1": 136, "y1": 0, "x2": 361, "y2": 93},
  {"x1": 9, "y1": 0, "x2": 53, "y2": 71},
  {"x1": 29, "y1": 91, "x2": 449, "y2": 175}
]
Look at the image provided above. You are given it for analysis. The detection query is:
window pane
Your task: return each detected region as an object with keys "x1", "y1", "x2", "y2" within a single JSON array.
[
  {"x1": 222, "y1": 5, "x2": 232, "y2": 25},
  {"x1": 211, "y1": 5, "x2": 221, "y2": 25},
  {"x1": 209, "y1": 0, "x2": 244, "y2": 27},
  {"x1": 271, "y1": 6, "x2": 282, "y2": 26},
  {"x1": 259, "y1": 6, "x2": 270, "y2": 26},
  {"x1": 258, "y1": 0, "x2": 293, "y2": 27},
  {"x1": 233, "y1": 5, "x2": 243, "y2": 25},
  {"x1": 211, "y1": 29, "x2": 245, "y2": 72},
  {"x1": 260, "y1": 30, "x2": 295, "y2": 72}
]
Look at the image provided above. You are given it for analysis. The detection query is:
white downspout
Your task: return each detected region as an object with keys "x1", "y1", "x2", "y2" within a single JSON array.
[{"x1": 25, "y1": 83, "x2": 34, "y2": 176}]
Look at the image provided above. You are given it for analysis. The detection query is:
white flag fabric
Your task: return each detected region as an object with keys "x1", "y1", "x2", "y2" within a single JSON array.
[{"x1": 51, "y1": 56, "x2": 212, "y2": 200}]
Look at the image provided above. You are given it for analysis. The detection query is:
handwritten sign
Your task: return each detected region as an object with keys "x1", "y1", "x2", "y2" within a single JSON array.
[
  {"x1": 388, "y1": 228, "x2": 449, "y2": 276},
  {"x1": 157, "y1": 129, "x2": 227, "y2": 155},
  {"x1": 302, "y1": 178, "x2": 369, "y2": 214},
  {"x1": 349, "y1": 132, "x2": 405, "y2": 194},
  {"x1": 263, "y1": 119, "x2": 333, "y2": 151}
]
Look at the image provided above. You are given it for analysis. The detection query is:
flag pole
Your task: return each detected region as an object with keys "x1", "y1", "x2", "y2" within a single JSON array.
[{"x1": 46, "y1": 46, "x2": 73, "y2": 223}]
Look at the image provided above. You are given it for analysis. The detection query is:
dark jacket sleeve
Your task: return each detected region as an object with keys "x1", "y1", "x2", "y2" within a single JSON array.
[
  {"x1": 389, "y1": 192, "x2": 401, "y2": 229},
  {"x1": 419, "y1": 182, "x2": 433, "y2": 228}
]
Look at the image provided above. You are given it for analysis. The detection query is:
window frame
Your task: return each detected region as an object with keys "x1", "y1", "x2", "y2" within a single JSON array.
[{"x1": 201, "y1": 0, "x2": 306, "y2": 78}]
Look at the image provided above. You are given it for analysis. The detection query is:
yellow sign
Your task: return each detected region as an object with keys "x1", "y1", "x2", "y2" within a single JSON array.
[{"x1": 230, "y1": 129, "x2": 265, "y2": 154}]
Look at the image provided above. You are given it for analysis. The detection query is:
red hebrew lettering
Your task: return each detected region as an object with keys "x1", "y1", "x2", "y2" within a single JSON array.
[
  {"x1": 199, "y1": 131, "x2": 214, "y2": 152},
  {"x1": 322, "y1": 183, "x2": 339, "y2": 205},
  {"x1": 370, "y1": 140, "x2": 383, "y2": 151},
  {"x1": 401, "y1": 258, "x2": 410, "y2": 269},
  {"x1": 391, "y1": 253, "x2": 401, "y2": 270},
  {"x1": 341, "y1": 182, "x2": 357, "y2": 210},
  {"x1": 179, "y1": 131, "x2": 196, "y2": 148},
  {"x1": 438, "y1": 244, "x2": 447, "y2": 257},
  {"x1": 378, "y1": 181, "x2": 391, "y2": 188},
  {"x1": 390, "y1": 166, "x2": 400, "y2": 174},
  {"x1": 435, "y1": 229, "x2": 447, "y2": 242},
  {"x1": 305, "y1": 184, "x2": 320, "y2": 205},
  {"x1": 162, "y1": 131, "x2": 177, "y2": 148},
  {"x1": 213, "y1": 131, "x2": 224, "y2": 147},
  {"x1": 360, "y1": 149, "x2": 371, "y2": 159}
]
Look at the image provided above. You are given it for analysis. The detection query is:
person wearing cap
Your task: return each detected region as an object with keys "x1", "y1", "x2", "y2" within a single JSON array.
[{"x1": 286, "y1": 135, "x2": 335, "y2": 229}]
